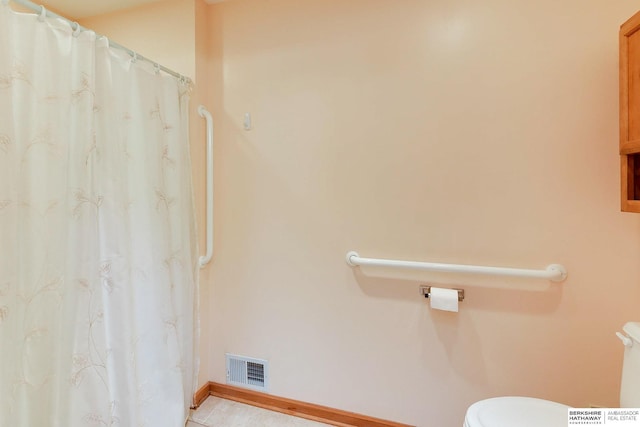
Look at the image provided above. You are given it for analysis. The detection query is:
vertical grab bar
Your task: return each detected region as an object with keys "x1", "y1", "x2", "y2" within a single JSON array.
[{"x1": 198, "y1": 105, "x2": 214, "y2": 268}]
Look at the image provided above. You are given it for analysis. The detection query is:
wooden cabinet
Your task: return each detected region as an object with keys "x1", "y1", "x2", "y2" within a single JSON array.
[{"x1": 620, "y1": 11, "x2": 640, "y2": 212}]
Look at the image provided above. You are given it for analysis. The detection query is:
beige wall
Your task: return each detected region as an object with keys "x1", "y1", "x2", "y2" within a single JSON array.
[
  {"x1": 80, "y1": 0, "x2": 196, "y2": 79},
  {"x1": 203, "y1": 1, "x2": 640, "y2": 426},
  {"x1": 194, "y1": 0, "x2": 215, "y2": 388},
  {"x1": 81, "y1": 1, "x2": 640, "y2": 426}
]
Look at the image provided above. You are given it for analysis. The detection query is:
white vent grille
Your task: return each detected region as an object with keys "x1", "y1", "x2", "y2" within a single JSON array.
[{"x1": 226, "y1": 354, "x2": 269, "y2": 392}]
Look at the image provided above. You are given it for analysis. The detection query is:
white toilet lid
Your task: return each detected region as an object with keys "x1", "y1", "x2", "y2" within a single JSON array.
[{"x1": 464, "y1": 397, "x2": 569, "y2": 427}]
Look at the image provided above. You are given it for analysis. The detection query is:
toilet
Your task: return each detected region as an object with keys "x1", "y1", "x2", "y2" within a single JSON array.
[{"x1": 463, "y1": 322, "x2": 640, "y2": 427}]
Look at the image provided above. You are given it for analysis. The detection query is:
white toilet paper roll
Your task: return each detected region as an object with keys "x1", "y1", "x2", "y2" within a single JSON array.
[{"x1": 430, "y1": 287, "x2": 459, "y2": 312}]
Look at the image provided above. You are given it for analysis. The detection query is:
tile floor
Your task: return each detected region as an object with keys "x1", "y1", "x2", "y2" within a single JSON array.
[{"x1": 187, "y1": 396, "x2": 333, "y2": 427}]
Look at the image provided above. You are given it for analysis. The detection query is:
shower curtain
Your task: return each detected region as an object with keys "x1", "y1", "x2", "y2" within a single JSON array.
[{"x1": 0, "y1": 4, "x2": 199, "y2": 427}]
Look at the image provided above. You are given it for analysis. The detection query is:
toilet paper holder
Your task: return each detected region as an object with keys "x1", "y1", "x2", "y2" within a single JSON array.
[{"x1": 420, "y1": 285, "x2": 465, "y2": 302}]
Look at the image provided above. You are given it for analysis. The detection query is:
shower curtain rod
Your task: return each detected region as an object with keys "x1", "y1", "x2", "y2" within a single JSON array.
[{"x1": 3, "y1": 0, "x2": 192, "y2": 85}]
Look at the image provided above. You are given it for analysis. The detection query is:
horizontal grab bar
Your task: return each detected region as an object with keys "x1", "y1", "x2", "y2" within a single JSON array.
[{"x1": 345, "y1": 251, "x2": 567, "y2": 282}]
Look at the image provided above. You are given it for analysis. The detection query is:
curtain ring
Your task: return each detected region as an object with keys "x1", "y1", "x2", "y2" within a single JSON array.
[
  {"x1": 38, "y1": 5, "x2": 46, "y2": 22},
  {"x1": 72, "y1": 22, "x2": 81, "y2": 37},
  {"x1": 131, "y1": 52, "x2": 138, "y2": 63},
  {"x1": 154, "y1": 63, "x2": 160, "y2": 75}
]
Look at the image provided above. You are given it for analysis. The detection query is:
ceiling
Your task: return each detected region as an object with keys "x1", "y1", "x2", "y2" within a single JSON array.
[{"x1": 36, "y1": 0, "x2": 225, "y2": 20}]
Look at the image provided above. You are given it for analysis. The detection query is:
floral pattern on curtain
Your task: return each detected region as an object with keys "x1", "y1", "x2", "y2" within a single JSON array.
[{"x1": 0, "y1": 5, "x2": 199, "y2": 427}]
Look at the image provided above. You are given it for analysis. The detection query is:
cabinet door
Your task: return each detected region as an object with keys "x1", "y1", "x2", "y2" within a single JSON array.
[{"x1": 621, "y1": 11, "x2": 640, "y2": 212}]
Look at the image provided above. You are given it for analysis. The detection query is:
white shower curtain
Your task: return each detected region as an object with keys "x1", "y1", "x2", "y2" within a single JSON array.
[{"x1": 0, "y1": 4, "x2": 199, "y2": 427}]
